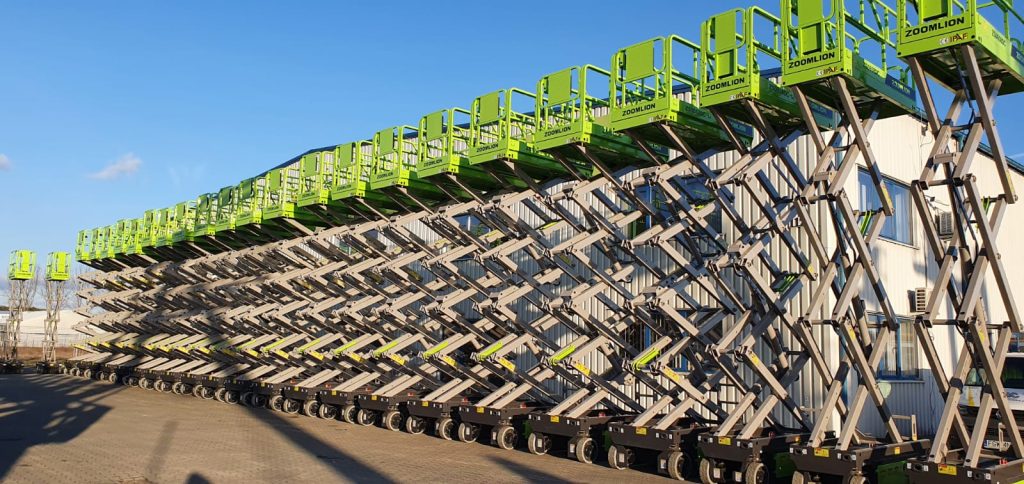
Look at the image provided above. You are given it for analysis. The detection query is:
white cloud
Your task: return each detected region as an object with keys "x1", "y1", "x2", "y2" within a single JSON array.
[
  {"x1": 0, "y1": 154, "x2": 11, "y2": 171},
  {"x1": 89, "y1": 153, "x2": 142, "y2": 180}
]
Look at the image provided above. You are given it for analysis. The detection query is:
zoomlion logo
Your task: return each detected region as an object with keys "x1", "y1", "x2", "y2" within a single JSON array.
[
  {"x1": 704, "y1": 77, "x2": 745, "y2": 92},
  {"x1": 543, "y1": 125, "x2": 573, "y2": 136},
  {"x1": 906, "y1": 17, "x2": 965, "y2": 37},
  {"x1": 475, "y1": 142, "x2": 499, "y2": 151},
  {"x1": 788, "y1": 51, "x2": 836, "y2": 68},
  {"x1": 621, "y1": 102, "x2": 657, "y2": 116}
]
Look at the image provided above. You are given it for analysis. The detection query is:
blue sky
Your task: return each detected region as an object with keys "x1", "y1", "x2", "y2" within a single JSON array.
[{"x1": 2, "y1": 0, "x2": 1024, "y2": 277}]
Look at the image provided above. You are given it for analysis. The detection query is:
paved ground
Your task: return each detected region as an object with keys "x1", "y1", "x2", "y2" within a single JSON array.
[{"x1": 0, "y1": 373, "x2": 674, "y2": 483}]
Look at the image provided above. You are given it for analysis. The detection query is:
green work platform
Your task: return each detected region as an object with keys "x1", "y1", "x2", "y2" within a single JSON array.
[
  {"x1": 234, "y1": 177, "x2": 267, "y2": 229},
  {"x1": 75, "y1": 230, "x2": 91, "y2": 263},
  {"x1": 781, "y1": 0, "x2": 917, "y2": 118},
  {"x1": 45, "y1": 252, "x2": 70, "y2": 282},
  {"x1": 609, "y1": 35, "x2": 750, "y2": 152},
  {"x1": 171, "y1": 201, "x2": 197, "y2": 244},
  {"x1": 701, "y1": 6, "x2": 837, "y2": 129},
  {"x1": 8, "y1": 250, "x2": 36, "y2": 281},
  {"x1": 366, "y1": 126, "x2": 450, "y2": 208},
  {"x1": 897, "y1": 0, "x2": 1024, "y2": 93},
  {"x1": 213, "y1": 185, "x2": 239, "y2": 234},
  {"x1": 467, "y1": 88, "x2": 567, "y2": 187},
  {"x1": 532, "y1": 65, "x2": 643, "y2": 175},
  {"x1": 191, "y1": 193, "x2": 218, "y2": 239}
]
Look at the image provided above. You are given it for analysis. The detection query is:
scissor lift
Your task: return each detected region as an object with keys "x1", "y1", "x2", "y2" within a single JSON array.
[
  {"x1": 896, "y1": 1, "x2": 1024, "y2": 483},
  {"x1": 2, "y1": 250, "x2": 36, "y2": 373},
  {"x1": 745, "y1": 2, "x2": 936, "y2": 484},
  {"x1": 36, "y1": 252, "x2": 71, "y2": 374}
]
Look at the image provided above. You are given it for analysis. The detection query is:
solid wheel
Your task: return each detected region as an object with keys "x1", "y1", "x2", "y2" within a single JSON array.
[
  {"x1": 436, "y1": 417, "x2": 454, "y2": 440},
  {"x1": 608, "y1": 445, "x2": 633, "y2": 470},
  {"x1": 283, "y1": 398, "x2": 301, "y2": 414},
  {"x1": 215, "y1": 387, "x2": 227, "y2": 402},
  {"x1": 302, "y1": 399, "x2": 319, "y2": 417},
  {"x1": 457, "y1": 422, "x2": 479, "y2": 443},
  {"x1": 318, "y1": 404, "x2": 338, "y2": 420},
  {"x1": 160, "y1": 381, "x2": 172, "y2": 393},
  {"x1": 171, "y1": 382, "x2": 182, "y2": 394},
  {"x1": 241, "y1": 392, "x2": 255, "y2": 407},
  {"x1": 383, "y1": 410, "x2": 402, "y2": 431},
  {"x1": 200, "y1": 386, "x2": 215, "y2": 400},
  {"x1": 83, "y1": 369, "x2": 93, "y2": 379},
  {"x1": 192, "y1": 384, "x2": 203, "y2": 398},
  {"x1": 744, "y1": 462, "x2": 768, "y2": 484},
  {"x1": 699, "y1": 458, "x2": 717, "y2": 484},
  {"x1": 496, "y1": 425, "x2": 517, "y2": 450},
  {"x1": 527, "y1": 432, "x2": 551, "y2": 455},
  {"x1": 341, "y1": 404, "x2": 358, "y2": 423},
  {"x1": 225, "y1": 391, "x2": 240, "y2": 405},
  {"x1": 668, "y1": 451, "x2": 692, "y2": 481},
  {"x1": 356, "y1": 409, "x2": 376, "y2": 426},
  {"x1": 99, "y1": 372, "x2": 109, "y2": 381},
  {"x1": 791, "y1": 471, "x2": 808, "y2": 484},
  {"x1": 252, "y1": 394, "x2": 268, "y2": 408},
  {"x1": 574, "y1": 436, "x2": 595, "y2": 464},
  {"x1": 269, "y1": 395, "x2": 284, "y2": 411},
  {"x1": 120, "y1": 375, "x2": 131, "y2": 386},
  {"x1": 138, "y1": 378, "x2": 150, "y2": 389},
  {"x1": 848, "y1": 475, "x2": 866, "y2": 484},
  {"x1": 405, "y1": 416, "x2": 426, "y2": 435}
]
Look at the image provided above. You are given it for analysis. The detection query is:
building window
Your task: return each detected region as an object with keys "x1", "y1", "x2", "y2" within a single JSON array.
[
  {"x1": 867, "y1": 313, "x2": 920, "y2": 380},
  {"x1": 858, "y1": 169, "x2": 913, "y2": 245}
]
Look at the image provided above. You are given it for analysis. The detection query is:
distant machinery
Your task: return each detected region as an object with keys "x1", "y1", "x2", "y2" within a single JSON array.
[
  {"x1": 3, "y1": 250, "x2": 36, "y2": 374},
  {"x1": 36, "y1": 252, "x2": 70, "y2": 374}
]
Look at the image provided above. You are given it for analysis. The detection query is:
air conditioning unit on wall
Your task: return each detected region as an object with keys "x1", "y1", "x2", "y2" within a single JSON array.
[
  {"x1": 911, "y1": 288, "x2": 928, "y2": 313},
  {"x1": 936, "y1": 211, "x2": 954, "y2": 240}
]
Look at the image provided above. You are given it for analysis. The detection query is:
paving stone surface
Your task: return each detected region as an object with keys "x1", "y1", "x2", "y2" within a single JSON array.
[{"x1": 0, "y1": 373, "x2": 677, "y2": 483}]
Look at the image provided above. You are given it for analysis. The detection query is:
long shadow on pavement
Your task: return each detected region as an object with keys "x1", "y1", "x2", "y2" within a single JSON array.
[
  {"x1": 0, "y1": 373, "x2": 124, "y2": 480},
  {"x1": 237, "y1": 400, "x2": 393, "y2": 482}
]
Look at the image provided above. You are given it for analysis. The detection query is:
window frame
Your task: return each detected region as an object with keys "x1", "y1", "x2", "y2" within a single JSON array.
[
  {"x1": 857, "y1": 169, "x2": 915, "y2": 247},
  {"x1": 865, "y1": 312, "x2": 922, "y2": 381}
]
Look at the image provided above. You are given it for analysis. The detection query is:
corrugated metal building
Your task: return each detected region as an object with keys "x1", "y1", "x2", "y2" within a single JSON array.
[{"x1": 376, "y1": 110, "x2": 1022, "y2": 438}]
